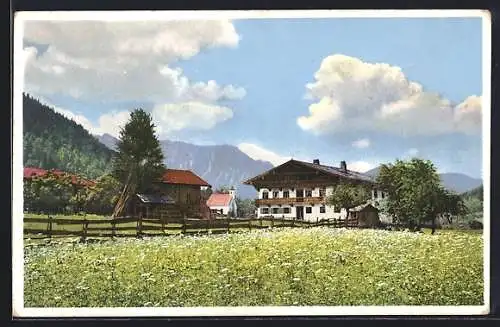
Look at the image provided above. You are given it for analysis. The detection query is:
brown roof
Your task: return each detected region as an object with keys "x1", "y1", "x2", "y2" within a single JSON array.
[
  {"x1": 243, "y1": 159, "x2": 375, "y2": 185},
  {"x1": 160, "y1": 169, "x2": 211, "y2": 187},
  {"x1": 206, "y1": 193, "x2": 233, "y2": 207}
]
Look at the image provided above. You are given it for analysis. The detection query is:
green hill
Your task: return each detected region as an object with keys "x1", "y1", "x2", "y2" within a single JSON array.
[{"x1": 23, "y1": 93, "x2": 115, "y2": 179}]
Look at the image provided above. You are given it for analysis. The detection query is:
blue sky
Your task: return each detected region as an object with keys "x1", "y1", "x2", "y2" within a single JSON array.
[{"x1": 22, "y1": 16, "x2": 484, "y2": 178}]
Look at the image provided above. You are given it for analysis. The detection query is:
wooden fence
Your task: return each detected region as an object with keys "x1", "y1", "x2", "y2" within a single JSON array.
[{"x1": 23, "y1": 215, "x2": 360, "y2": 241}]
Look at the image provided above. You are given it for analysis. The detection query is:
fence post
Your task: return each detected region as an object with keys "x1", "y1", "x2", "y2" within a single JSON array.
[
  {"x1": 316, "y1": 217, "x2": 319, "y2": 227},
  {"x1": 259, "y1": 217, "x2": 263, "y2": 228},
  {"x1": 292, "y1": 216, "x2": 295, "y2": 228},
  {"x1": 271, "y1": 216, "x2": 274, "y2": 228},
  {"x1": 137, "y1": 215, "x2": 143, "y2": 238},
  {"x1": 182, "y1": 215, "x2": 187, "y2": 235},
  {"x1": 111, "y1": 218, "x2": 116, "y2": 238},
  {"x1": 226, "y1": 216, "x2": 230, "y2": 233},
  {"x1": 47, "y1": 215, "x2": 53, "y2": 240},
  {"x1": 82, "y1": 218, "x2": 88, "y2": 242},
  {"x1": 249, "y1": 218, "x2": 252, "y2": 231},
  {"x1": 345, "y1": 212, "x2": 349, "y2": 228}
]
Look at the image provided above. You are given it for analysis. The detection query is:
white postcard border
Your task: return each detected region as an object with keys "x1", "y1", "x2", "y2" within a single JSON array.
[{"x1": 12, "y1": 9, "x2": 491, "y2": 317}]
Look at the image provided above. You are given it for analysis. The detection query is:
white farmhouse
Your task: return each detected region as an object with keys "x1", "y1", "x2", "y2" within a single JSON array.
[
  {"x1": 206, "y1": 187, "x2": 238, "y2": 217},
  {"x1": 243, "y1": 159, "x2": 386, "y2": 222}
]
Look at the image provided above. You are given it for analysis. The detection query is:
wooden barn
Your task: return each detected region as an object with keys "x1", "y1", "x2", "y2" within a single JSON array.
[
  {"x1": 349, "y1": 203, "x2": 380, "y2": 227},
  {"x1": 128, "y1": 169, "x2": 211, "y2": 219}
]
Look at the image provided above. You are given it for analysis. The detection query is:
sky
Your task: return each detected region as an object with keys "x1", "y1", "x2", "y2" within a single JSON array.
[{"x1": 20, "y1": 15, "x2": 484, "y2": 178}]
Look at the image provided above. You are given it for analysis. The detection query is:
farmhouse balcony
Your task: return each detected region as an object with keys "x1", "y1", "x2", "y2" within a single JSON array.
[{"x1": 255, "y1": 197, "x2": 325, "y2": 206}]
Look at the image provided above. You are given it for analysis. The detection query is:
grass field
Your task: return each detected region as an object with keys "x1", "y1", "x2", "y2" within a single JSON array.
[{"x1": 23, "y1": 227, "x2": 484, "y2": 307}]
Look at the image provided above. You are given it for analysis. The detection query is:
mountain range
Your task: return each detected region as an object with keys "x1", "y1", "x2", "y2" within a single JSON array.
[
  {"x1": 364, "y1": 166, "x2": 482, "y2": 194},
  {"x1": 98, "y1": 133, "x2": 273, "y2": 199}
]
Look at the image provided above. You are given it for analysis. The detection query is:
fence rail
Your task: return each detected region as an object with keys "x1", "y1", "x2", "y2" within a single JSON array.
[{"x1": 23, "y1": 215, "x2": 361, "y2": 241}]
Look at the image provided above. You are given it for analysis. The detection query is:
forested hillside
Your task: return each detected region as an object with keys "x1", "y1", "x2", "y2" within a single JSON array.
[
  {"x1": 461, "y1": 185, "x2": 483, "y2": 201},
  {"x1": 23, "y1": 93, "x2": 115, "y2": 179},
  {"x1": 459, "y1": 185, "x2": 483, "y2": 225}
]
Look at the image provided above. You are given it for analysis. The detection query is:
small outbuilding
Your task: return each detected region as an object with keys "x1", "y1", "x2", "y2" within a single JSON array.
[
  {"x1": 349, "y1": 203, "x2": 380, "y2": 227},
  {"x1": 125, "y1": 168, "x2": 212, "y2": 219},
  {"x1": 206, "y1": 186, "x2": 238, "y2": 217}
]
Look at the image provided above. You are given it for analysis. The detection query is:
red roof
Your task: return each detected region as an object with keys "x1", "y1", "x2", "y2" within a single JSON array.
[
  {"x1": 206, "y1": 193, "x2": 233, "y2": 207},
  {"x1": 23, "y1": 167, "x2": 96, "y2": 186},
  {"x1": 160, "y1": 169, "x2": 210, "y2": 187},
  {"x1": 24, "y1": 167, "x2": 47, "y2": 178}
]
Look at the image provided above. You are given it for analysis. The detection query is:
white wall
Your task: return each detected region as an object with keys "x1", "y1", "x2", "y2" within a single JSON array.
[
  {"x1": 210, "y1": 205, "x2": 229, "y2": 215},
  {"x1": 255, "y1": 185, "x2": 373, "y2": 221},
  {"x1": 210, "y1": 201, "x2": 238, "y2": 216},
  {"x1": 259, "y1": 187, "x2": 326, "y2": 199},
  {"x1": 257, "y1": 205, "x2": 296, "y2": 219},
  {"x1": 371, "y1": 189, "x2": 387, "y2": 201},
  {"x1": 256, "y1": 203, "x2": 347, "y2": 221}
]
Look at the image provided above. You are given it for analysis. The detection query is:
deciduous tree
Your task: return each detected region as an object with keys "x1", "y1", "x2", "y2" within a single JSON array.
[
  {"x1": 377, "y1": 158, "x2": 465, "y2": 233},
  {"x1": 236, "y1": 197, "x2": 256, "y2": 218},
  {"x1": 326, "y1": 184, "x2": 371, "y2": 221}
]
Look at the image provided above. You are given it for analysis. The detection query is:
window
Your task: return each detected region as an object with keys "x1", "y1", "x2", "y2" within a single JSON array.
[
  {"x1": 305, "y1": 189, "x2": 313, "y2": 197},
  {"x1": 381, "y1": 192, "x2": 385, "y2": 199},
  {"x1": 319, "y1": 188, "x2": 326, "y2": 197},
  {"x1": 334, "y1": 206, "x2": 341, "y2": 213},
  {"x1": 296, "y1": 189, "x2": 304, "y2": 197},
  {"x1": 260, "y1": 207, "x2": 269, "y2": 214},
  {"x1": 373, "y1": 190, "x2": 378, "y2": 198},
  {"x1": 320, "y1": 206, "x2": 326, "y2": 213},
  {"x1": 283, "y1": 190, "x2": 290, "y2": 198},
  {"x1": 306, "y1": 207, "x2": 312, "y2": 214},
  {"x1": 262, "y1": 191, "x2": 269, "y2": 199},
  {"x1": 272, "y1": 207, "x2": 279, "y2": 214},
  {"x1": 272, "y1": 191, "x2": 279, "y2": 198},
  {"x1": 283, "y1": 207, "x2": 291, "y2": 214}
]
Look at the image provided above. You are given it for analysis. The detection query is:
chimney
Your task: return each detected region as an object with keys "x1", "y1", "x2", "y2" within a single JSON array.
[
  {"x1": 313, "y1": 159, "x2": 320, "y2": 165},
  {"x1": 340, "y1": 161, "x2": 347, "y2": 171}
]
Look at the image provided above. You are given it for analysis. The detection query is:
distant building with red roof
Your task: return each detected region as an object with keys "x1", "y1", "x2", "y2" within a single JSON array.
[
  {"x1": 206, "y1": 186, "x2": 237, "y2": 217},
  {"x1": 23, "y1": 167, "x2": 96, "y2": 187}
]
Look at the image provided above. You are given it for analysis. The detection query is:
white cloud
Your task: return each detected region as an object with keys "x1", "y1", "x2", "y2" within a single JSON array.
[
  {"x1": 59, "y1": 108, "x2": 130, "y2": 138},
  {"x1": 92, "y1": 111, "x2": 131, "y2": 137},
  {"x1": 297, "y1": 54, "x2": 482, "y2": 136},
  {"x1": 152, "y1": 102, "x2": 234, "y2": 138},
  {"x1": 347, "y1": 161, "x2": 377, "y2": 173},
  {"x1": 32, "y1": 95, "x2": 237, "y2": 139},
  {"x1": 453, "y1": 95, "x2": 482, "y2": 134},
  {"x1": 406, "y1": 148, "x2": 419, "y2": 157},
  {"x1": 22, "y1": 20, "x2": 245, "y2": 103},
  {"x1": 238, "y1": 143, "x2": 291, "y2": 166},
  {"x1": 352, "y1": 138, "x2": 371, "y2": 149}
]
